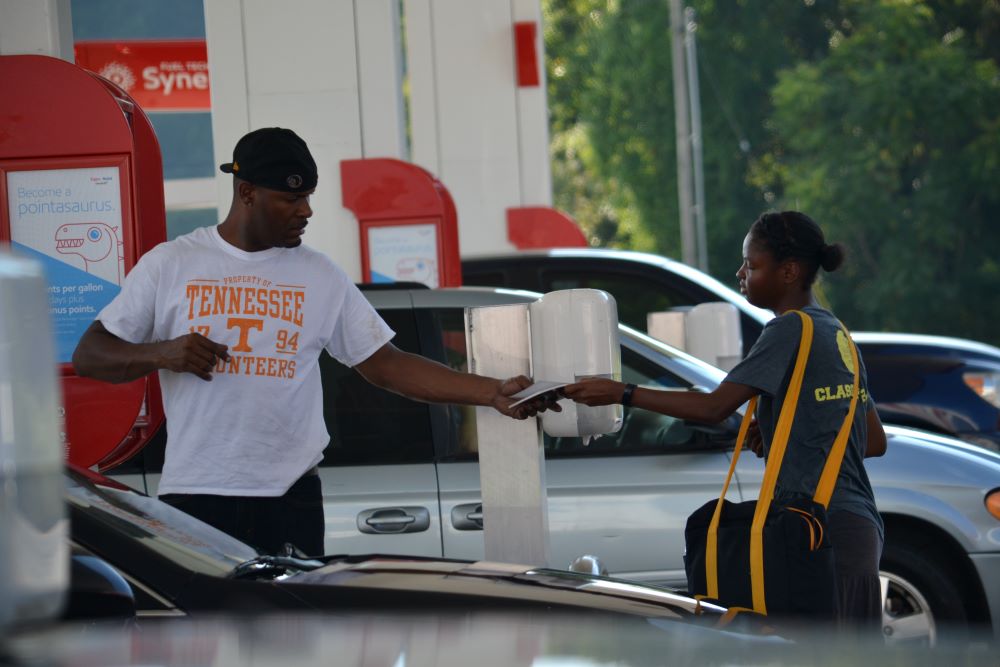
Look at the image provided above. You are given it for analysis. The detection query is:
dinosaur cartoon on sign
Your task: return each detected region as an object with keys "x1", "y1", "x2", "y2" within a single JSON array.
[
  {"x1": 396, "y1": 257, "x2": 436, "y2": 284},
  {"x1": 55, "y1": 222, "x2": 124, "y2": 285}
]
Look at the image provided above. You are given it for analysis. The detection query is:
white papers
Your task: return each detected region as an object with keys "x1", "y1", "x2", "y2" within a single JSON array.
[{"x1": 508, "y1": 381, "x2": 569, "y2": 407}]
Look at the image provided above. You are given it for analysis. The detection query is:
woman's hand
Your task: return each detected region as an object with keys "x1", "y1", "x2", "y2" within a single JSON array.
[{"x1": 562, "y1": 378, "x2": 628, "y2": 406}]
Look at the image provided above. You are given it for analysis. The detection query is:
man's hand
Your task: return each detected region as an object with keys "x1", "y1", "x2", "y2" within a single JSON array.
[
  {"x1": 493, "y1": 375, "x2": 563, "y2": 419},
  {"x1": 746, "y1": 420, "x2": 764, "y2": 458},
  {"x1": 158, "y1": 333, "x2": 230, "y2": 381},
  {"x1": 562, "y1": 378, "x2": 627, "y2": 406}
]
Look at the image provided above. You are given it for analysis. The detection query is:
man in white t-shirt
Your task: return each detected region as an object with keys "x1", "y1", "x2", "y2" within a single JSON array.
[{"x1": 72, "y1": 127, "x2": 546, "y2": 556}]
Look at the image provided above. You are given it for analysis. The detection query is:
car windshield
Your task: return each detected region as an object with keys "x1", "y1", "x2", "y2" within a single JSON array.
[{"x1": 67, "y1": 467, "x2": 260, "y2": 576}]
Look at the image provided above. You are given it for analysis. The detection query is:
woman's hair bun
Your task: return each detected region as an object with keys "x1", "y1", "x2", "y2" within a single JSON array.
[{"x1": 820, "y1": 242, "x2": 846, "y2": 272}]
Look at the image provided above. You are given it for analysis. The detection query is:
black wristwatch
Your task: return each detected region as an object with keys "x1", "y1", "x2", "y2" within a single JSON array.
[{"x1": 621, "y1": 383, "x2": 637, "y2": 407}]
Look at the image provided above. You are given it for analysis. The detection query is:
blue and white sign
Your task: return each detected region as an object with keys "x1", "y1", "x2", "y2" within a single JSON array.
[
  {"x1": 368, "y1": 223, "x2": 439, "y2": 288},
  {"x1": 6, "y1": 167, "x2": 125, "y2": 362}
]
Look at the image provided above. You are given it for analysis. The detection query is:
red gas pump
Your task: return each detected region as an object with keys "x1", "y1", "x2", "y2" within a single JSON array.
[
  {"x1": 341, "y1": 158, "x2": 462, "y2": 288},
  {"x1": 0, "y1": 54, "x2": 166, "y2": 469}
]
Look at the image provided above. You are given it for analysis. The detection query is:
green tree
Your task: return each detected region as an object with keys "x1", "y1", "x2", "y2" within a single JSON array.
[
  {"x1": 690, "y1": 0, "x2": 849, "y2": 274},
  {"x1": 545, "y1": 1, "x2": 1000, "y2": 342},
  {"x1": 550, "y1": 124, "x2": 648, "y2": 247},
  {"x1": 579, "y1": 1, "x2": 680, "y2": 254},
  {"x1": 543, "y1": 0, "x2": 661, "y2": 250},
  {"x1": 756, "y1": 2, "x2": 1000, "y2": 341},
  {"x1": 543, "y1": 0, "x2": 844, "y2": 268}
]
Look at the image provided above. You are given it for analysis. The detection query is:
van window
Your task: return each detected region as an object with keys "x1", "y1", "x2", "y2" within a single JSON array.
[
  {"x1": 319, "y1": 308, "x2": 434, "y2": 466},
  {"x1": 429, "y1": 308, "x2": 480, "y2": 458},
  {"x1": 460, "y1": 269, "x2": 507, "y2": 288},
  {"x1": 430, "y1": 307, "x2": 697, "y2": 460}
]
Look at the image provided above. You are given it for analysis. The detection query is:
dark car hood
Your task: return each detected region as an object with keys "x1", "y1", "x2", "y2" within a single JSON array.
[{"x1": 285, "y1": 554, "x2": 724, "y2": 620}]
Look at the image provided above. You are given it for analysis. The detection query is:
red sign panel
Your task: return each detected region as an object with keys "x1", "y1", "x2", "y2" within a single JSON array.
[
  {"x1": 514, "y1": 22, "x2": 540, "y2": 87},
  {"x1": 74, "y1": 39, "x2": 211, "y2": 111}
]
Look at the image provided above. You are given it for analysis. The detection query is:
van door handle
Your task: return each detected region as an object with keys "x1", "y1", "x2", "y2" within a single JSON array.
[
  {"x1": 451, "y1": 503, "x2": 484, "y2": 530},
  {"x1": 357, "y1": 507, "x2": 430, "y2": 534}
]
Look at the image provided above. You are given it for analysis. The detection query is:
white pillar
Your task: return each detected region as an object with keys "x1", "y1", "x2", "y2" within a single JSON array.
[
  {"x1": 0, "y1": 0, "x2": 74, "y2": 61},
  {"x1": 356, "y1": 0, "x2": 408, "y2": 159},
  {"x1": 204, "y1": 0, "x2": 406, "y2": 280},
  {"x1": 467, "y1": 303, "x2": 550, "y2": 566},
  {"x1": 404, "y1": 0, "x2": 554, "y2": 256},
  {"x1": 402, "y1": 0, "x2": 440, "y2": 175}
]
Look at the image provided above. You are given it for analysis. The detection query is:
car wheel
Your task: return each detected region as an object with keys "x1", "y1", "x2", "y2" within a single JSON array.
[{"x1": 880, "y1": 542, "x2": 968, "y2": 647}]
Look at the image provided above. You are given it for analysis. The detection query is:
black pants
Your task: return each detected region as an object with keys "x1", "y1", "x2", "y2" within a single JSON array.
[
  {"x1": 828, "y1": 511, "x2": 884, "y2": 635},
  {"x1": 160, "y1": 471, "x2": 324, "y2": 557}
]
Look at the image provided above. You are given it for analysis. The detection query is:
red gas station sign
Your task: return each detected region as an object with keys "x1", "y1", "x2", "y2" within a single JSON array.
[
  {"x1": 74, "y1": 39, "x2": 211, "y2": 112},
  {"x1": 0, "y1": 55, "x2": 167, "y2": 470}
]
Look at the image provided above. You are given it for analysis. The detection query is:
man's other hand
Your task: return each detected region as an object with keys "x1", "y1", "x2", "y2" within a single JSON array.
[{"x1": 159, "y1": 333, "x2": 231, "y2": 381}]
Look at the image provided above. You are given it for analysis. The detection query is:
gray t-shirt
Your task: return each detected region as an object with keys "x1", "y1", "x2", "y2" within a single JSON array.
[{"x1": 724, "y1": 306, "x2": 883, "y2": 537}]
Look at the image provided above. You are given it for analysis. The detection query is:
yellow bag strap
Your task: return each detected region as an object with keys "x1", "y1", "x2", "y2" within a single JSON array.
[
  {"x1": 748, "y1": 310, "x2": 813, "y2": 614},
  {"x1": 813, "y1": 322, "x2": 860, "y2": 508},
  {"x1": 703, "y1": 311, "x2": 861, "y2": 616},
  {"x1": 705, "y1": 395, "x2": 758, "y2": 599}
]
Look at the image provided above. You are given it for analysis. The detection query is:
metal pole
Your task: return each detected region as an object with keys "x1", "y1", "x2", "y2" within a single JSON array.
[
  {"x1": 669, "y1": 0, "x2": 695, "y2": 266},
  {"x1": 684, "y1": 6, "x2": 708, "y2": 272}
]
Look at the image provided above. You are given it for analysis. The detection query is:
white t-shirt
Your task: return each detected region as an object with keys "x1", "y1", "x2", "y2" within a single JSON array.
[{"x1": 97, "y1": 226, "x2": 395, "y2": 496}]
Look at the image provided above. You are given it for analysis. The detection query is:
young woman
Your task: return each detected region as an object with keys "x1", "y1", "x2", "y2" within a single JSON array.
[{"x1": 563, "y1": 210, "x2": 887, "y2": 631}]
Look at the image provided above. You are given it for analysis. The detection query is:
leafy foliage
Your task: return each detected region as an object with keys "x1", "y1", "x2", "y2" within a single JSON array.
[
  {"x1": 758, "y1": 2, "x2": 1000, "y2": 338},
  {"x1": 544, "y1": 0, "x2": 1000, "y2": 343}
]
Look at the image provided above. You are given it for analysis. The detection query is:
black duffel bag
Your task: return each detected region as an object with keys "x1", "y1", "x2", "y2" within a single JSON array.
[
  {"x1": 684, "y1": 495, "x2": 836, "y2": 619},
  {"x1": 683, "y1": 311, "x2": 859, "y2": 620}
]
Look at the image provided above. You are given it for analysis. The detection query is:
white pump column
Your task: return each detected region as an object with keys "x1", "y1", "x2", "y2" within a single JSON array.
[
  {"x1": 467, "y1": 290, "x2": 621, "y2": 565},
  {"x1": 204, "y1": 0, "x2": 408, "y2": 280},
  {"x1": 466, "y1": 303, "x2": 546, "y2": 565},
  {"x1": 0, "y1": 0, "x2": 73, "y2": 61},
  {"x1": 404, "y1": 0, "x2": 553, "y2": 255}
]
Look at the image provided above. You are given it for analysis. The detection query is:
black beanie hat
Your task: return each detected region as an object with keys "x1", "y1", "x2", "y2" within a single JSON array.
[{"x1": 219, "y1": 127, "x2": 318, "y2": 193}]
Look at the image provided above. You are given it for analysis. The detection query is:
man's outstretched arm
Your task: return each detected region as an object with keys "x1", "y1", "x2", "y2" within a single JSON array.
[
  {"x1": 354, "y1": 342, "x2": 553, "y2": 418},
  {"x1": 73, "y1": 320, "x2": 230, "y2": 384}
]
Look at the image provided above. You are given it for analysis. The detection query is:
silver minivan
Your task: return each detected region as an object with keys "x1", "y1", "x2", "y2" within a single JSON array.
[{"x1": 112, "y1": 285, "x2": 1000, "y2": 646}]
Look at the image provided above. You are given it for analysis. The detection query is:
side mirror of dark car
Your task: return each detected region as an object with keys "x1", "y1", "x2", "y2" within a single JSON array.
[{"x1": 63, "y1": 552, "x2": 136, "y2": 622}]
